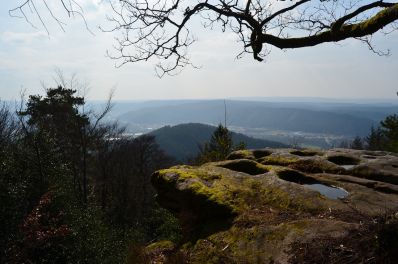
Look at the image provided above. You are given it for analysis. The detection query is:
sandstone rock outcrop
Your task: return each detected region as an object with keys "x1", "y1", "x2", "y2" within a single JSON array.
[{"x1": 151, "y1": 148, "x2": 398, "y2": 263}]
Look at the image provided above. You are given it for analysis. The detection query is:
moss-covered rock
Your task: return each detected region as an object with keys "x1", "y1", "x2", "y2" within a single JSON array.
[
  {"x1": 226, "y1": 149, "x2": 256, "y2": 160},
  {"x1": 216, "y1": 159, "x2": 270, "y2": 175},
  {"x1": 259, "y1": 154, "x2": 299, "y2": 166},
  {"x1": 146, "y1": 240, "x2": 175, "y2": 252},
  {"x1": 150, "y1": 148, "x2": 398, "y2": 263}
]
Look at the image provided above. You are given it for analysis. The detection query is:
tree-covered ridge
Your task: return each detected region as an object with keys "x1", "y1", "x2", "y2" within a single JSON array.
[
  {"x1": 119, "y1": 101, "x2": 379, "y2": 136},
  {"x1": 149, "y1": 123, "x2": 286, "y2": 161}
]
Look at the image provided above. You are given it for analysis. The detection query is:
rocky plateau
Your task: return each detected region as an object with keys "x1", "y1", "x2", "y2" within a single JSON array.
[{"x1": 145, "y1": 148, "x2": 398, "y2": 263}]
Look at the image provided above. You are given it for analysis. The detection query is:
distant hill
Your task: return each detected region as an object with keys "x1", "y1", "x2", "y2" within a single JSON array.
[
  {"x1": 149, "y1": 123, "x2": 286, "y2": 161},
  {"x1": 118, "y1": 100, "x2": 384, "y2": 136}
]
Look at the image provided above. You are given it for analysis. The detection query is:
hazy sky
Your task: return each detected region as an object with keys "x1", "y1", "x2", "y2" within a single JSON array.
[{"x1": 1, "y1": 1, "x2": 397, "y2": 101}]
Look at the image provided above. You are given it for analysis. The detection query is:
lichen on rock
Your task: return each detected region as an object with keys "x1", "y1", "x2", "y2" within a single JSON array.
[{"x1": 150, "y1": 148, "x2": 398, "y2": 263}]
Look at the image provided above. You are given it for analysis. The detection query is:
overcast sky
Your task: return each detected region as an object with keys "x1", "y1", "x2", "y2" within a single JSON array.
[{"x1": 0, "y1": 1, "x2": 397, "y2": 101}]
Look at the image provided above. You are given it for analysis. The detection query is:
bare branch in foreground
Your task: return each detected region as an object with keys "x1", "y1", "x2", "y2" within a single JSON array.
[{"x1": 11, "y1": 1, "x2": 398, "y2": 76}]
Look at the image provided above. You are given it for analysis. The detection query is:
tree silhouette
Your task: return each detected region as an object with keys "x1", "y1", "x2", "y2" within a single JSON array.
[
  {"x1": 10, "y1": 0, "x2": 398, "y2": 75},
  {"x1": 194, "y1": 124, "x2": 245, "y2": 164},
  {"x1": 105, "y1": 0, "x2": 398, "y2": 75},
  {"x1": 350, "y1": 136, "x2": 364, "y2": 150},
  {"x1": 380, "y1": 114, "x2": 398, "y2": 152},
  {"x1": 363, "y1": 115, "x2": 398, "y2": 152},
  {"x1": 208, "y1": 124, "x2": 234, "y2": 158},
  {"x1": 365, "y1": 126, "x2": 385, "y2": 150}
]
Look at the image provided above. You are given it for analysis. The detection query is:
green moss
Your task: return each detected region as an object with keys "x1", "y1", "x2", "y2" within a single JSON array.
[
  {"x1": 288, "y1": 159, "x2": 342, "y2": 174},
  {"x1": 266, "y1": 221, "x2": 308, "y2": 241},
  {"x1": 227, "y1": 150, "x2": 255, "y2": 160},
  {"x1": 188, "y1": 180, "x2": 234, "y2": 211},
  {"x1": 260, "y1": 155, "x2": 299, "y2": 166},
  {"x1": 265, "y1": 183, "x2": 323, "y2": 213},
  {"x1": 187, "y1": 220, "x2": 310, "y2": 263},
  {"x1": 153, "y1": 167, "x2": 240, "y2": 241},
  {"x1": 146, "y1": 240, "x2": 175, "y2": 252},
  {"x1": 347, "y1": 5, "x2": 398, "y2": 34},
  {"x1": 157, "y1": 165, "x2": 321, "y2": 216},
  {"x1": 150, "y1": 147, "x2": 398, "y2": 263},
  {"x1": 157, "y1": 168, "x2": 221, "y2": 182},
  {"x1": 155, "y1": 167, "x2": 256, "y2": 214},
  {"x1": 158, "y1": 165, "x2": 311, "y2": 214},
  {"x1": 188, "y1": 226, "x2": 274, "y2": 263},
  {"x1": 152, "y1": 160, "x2": 325, "y2": 252}
]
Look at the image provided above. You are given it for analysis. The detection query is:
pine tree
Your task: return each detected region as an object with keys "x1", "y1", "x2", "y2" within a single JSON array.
[
  {"x1": 350, "y1": 136, "x2": 364, "y2": 150},
  {"x1": 195, "y1": 124, "x2": 238, "y2": 164},
  {"x1": 19, "y1": 86, "x2": 90, "y2": 202},
  {"x1": 380, "y1": 114, "x2": 398, "y2": 152},
  {"x1": 365, "y1": 126, "x2": 385, "y2": 151},
  {"x1": 208, "y1": 124, "x2": 233, "y2": 159}
]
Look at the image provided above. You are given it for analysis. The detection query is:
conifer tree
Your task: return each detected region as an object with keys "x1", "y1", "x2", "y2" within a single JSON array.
[
  {"x1": 195, "y1": 124, "x2": 246, "y2": 164},
  {"x1": 350, "y1": 136, "x2": 364, "y2": 150},
  {"x1": 380, "y1": 114, "x2": 398, "y2": 152},
  {"x1": 365, "y1": 126, "x2": 385, "y2": 151}
]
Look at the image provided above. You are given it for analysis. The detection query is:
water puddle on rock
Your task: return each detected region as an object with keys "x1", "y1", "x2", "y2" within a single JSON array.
[
  {"x1": 304, "y1": 183, "x2": 349, "y2": 200},
  {"x1": 341, "y1": 165, "x2": 356, "y2": 170},
  {"x1": 277, "y1": 169, "x2": 350, "y2": 200}
]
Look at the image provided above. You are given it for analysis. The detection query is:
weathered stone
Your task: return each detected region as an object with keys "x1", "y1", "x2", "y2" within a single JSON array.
[{"x1": 151, "y1": 148, "x2": 398, "y2": 263}]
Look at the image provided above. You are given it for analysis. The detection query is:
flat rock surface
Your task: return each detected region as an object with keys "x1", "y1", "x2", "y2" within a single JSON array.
[{"x1": 150, "y1": 148, "x2": 398, "y2": 263}]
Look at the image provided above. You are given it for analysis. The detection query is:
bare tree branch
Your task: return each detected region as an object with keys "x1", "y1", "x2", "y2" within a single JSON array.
[
  {"x1": 10, "y1": 0, "x2": 93, "y2": 35},
  {"x1": 103, "y1": 0, "x2": 398, "y2": 75},
  {"x1": 11, "y1": 0, "x2": 398, "y2": 76}
]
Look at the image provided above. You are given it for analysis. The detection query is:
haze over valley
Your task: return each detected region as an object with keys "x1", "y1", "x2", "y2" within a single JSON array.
[{"x1": 103, "y1": 98, "x2": 398, "y2": 152}]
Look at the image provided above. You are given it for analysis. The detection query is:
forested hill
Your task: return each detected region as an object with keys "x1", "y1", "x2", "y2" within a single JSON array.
[
  {"x1": 117, "y1": 100, "x2": 385, "y2": 136},
  {"x1": 149, "y1": 123, "x2": 286, "y2": 161}
]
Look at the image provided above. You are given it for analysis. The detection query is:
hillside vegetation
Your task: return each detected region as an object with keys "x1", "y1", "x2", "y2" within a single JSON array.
[{"x1": 149, "y1": 123, "x2": 286, "y2": 161}]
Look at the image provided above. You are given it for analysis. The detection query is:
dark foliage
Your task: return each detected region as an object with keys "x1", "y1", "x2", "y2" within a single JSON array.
[
  {"x1": 0, "y1": 86, "x2": 181, "y2": 263},
  {"x1": 361, "y1": 114, "x2": 398, "y2": 152},
  {"x1": 194, "y1": 124, "x2": 244, "y2": 164},
  {"x1": 380, "y1": 114, "x2": 398, "y2": 152},
  {"x1": 365, "y1": 126, "x2": 386, "y2": 151},
  {"x1": 94, "y1": 134, "x2": 176, "y2": 229},
  {"x1": 350, "y1": 136, "x2": 364, "y2": 150}
]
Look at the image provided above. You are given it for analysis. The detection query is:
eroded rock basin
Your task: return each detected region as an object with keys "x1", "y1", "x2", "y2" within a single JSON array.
[
  {"x1": 304, "y1": 183, "x2": 349, "y2": 199},
  {"x1": 149, "y1": 148, "x2": 398, "y2": 263}
]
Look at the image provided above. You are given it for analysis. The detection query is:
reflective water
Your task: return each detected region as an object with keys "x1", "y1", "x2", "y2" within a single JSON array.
[
  {"x1": 304, "y1": 183, "x2": 349, "y2": 199},
  {"x1": 341, "y1": 165, "x2": 356, "y2": 170}
]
